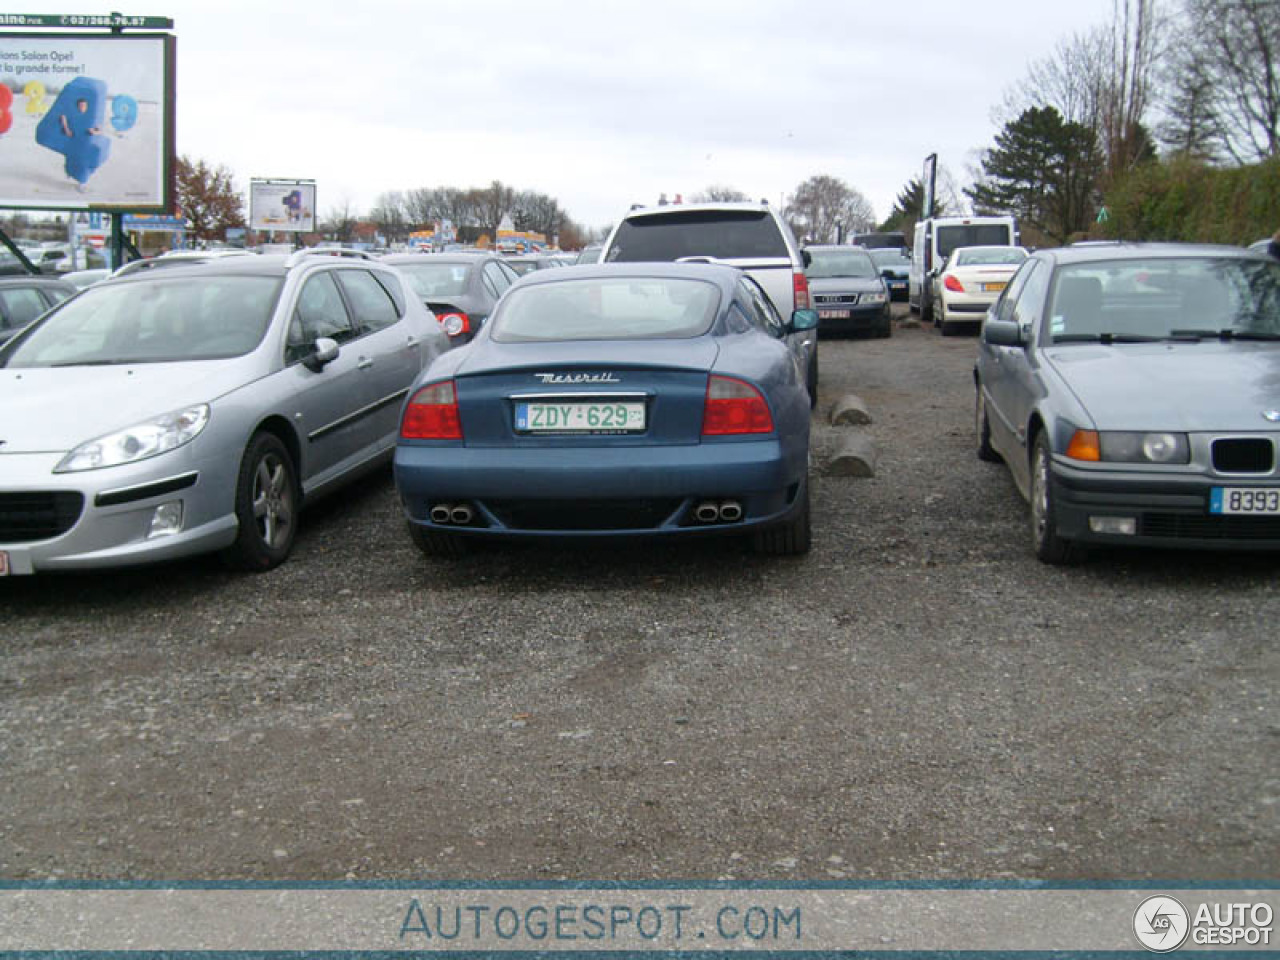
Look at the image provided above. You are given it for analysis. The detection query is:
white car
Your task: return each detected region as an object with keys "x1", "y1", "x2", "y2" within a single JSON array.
[{"x1": 936, "y1": 245, "x2": 1028, "y2": 335}]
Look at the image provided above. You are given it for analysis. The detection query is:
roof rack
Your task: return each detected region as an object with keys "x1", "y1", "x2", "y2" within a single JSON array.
[{"x1": 285, "y1": 247, "x2": 377, "y2": 269}]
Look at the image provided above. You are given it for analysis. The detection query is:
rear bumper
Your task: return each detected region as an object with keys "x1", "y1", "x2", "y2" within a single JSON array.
[
  {"x1": 1051, "y1": 460, "x2": 1280, "y2": 551},
  {"x1": 394, "y1": 439, "x2": 806, "y2": 538}
]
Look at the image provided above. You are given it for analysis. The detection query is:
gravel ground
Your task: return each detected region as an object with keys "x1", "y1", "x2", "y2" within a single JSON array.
[{"x1": 2, "y1": 308, "x2": 1277, "y2": 882}]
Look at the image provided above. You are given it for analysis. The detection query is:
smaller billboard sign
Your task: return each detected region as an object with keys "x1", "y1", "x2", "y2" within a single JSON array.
[{"x1": 250, "y1": 179, "x2": 315, "y2": 233}]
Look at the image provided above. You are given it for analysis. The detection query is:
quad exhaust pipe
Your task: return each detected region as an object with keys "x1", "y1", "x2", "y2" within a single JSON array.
[
  {"x1": 693, "y1": 499, "x2": 743, "y2": 524},
  {"x1": 429, "y1": 502, "x2": 475, "y2": 525}
]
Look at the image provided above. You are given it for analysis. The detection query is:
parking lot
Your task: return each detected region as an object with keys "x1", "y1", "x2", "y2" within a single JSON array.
[{"x1": 2, "y1": 308, "x2": 1277, "y2": 881}]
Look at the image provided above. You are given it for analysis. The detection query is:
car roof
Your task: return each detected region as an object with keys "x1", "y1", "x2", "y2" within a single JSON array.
[
  {"x1": 1038, "y1": 241, "x2": 1268, "y2": 266},
  {"x1": 508, "y1": 261, "x2": 744, "y2": 294},
  {"x1": 620, "y1": 201, "x2": 776, "y2": 220}
]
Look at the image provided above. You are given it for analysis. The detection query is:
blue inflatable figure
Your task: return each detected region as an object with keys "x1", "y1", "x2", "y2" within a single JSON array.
[
  {"x1": 36, "y1": 77, "x2": 111, "y2": 186},
  {"x1": 110, "y1": 94, "x2": 138, "y2": 133}
]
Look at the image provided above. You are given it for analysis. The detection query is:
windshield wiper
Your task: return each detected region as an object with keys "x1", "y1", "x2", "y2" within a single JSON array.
[
  {"x1": 1169, "y1": 328, "x2": 1280, "y2": 342},
  {"x1": 1052, "y1": 333, "x2": 1162, "y2": 344},
  {"x1": 49, "y1": 359, "x2": 134, "y2": 367}
]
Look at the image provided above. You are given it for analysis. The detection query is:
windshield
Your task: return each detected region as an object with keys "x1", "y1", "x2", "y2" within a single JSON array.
[
  {"x1": 1, "y1": 275, "x2": 282, "y2": 367},
  {"x1": 937, "y1": 224, "x2": 1013, "y2": 259},
  {"x1": 955, "y1": 246, "x2": 1027, "y2": 266},
  {"x1": 806, "y1": 248, "x2": 878, "y2": 279},
  {"x1": 1047, "y1": 257, "x2": 1280, "y2": 342},
  {"x1": 491, "y1": 277, "x2": 720, "y2": 342},
  {"x1": 396, "y1": 262, "x2": 471, "y2": 297},
  {"x1": 606, "y1": 211, "x2": 788, "y2": 261}
]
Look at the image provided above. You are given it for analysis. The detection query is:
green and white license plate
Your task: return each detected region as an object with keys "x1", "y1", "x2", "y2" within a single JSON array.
[
  {"x1": 515, "y1": 401, "x2": 645, "y2": 434},
  {"x1": 1210, "y1": 487, "x2": 1280, "y2": 515}
]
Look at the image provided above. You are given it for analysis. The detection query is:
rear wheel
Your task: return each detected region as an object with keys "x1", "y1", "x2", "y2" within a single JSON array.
[
  {"x1": 806, "y1": 351, "x2": 819, "y2": 409},
  {"x1": 878, "y1": 313, "x2": 893, "y2": 338},
  {"x1": 753, "y1": 477, "x2": 811, "y2": 555},
  {"x1": 1030, "y1": 431, "x2": 1080, "y2": 564},
  {"x1": 222, "y1": 432, "x2": 298, "y2": 572},
  {"x1": 407, "y1": 520, "x2": 469, "y2": 558}
]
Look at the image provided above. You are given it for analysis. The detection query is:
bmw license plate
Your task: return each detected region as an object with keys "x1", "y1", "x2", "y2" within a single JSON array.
[
  {"x1": 515, "y1": 401, "x2": 645, "y2": 434},
  {"x1": 1210, "y1": 487, "x2": 1280, "y2": 515}
]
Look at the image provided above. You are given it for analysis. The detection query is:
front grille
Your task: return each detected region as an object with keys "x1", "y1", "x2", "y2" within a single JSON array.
[
  {"x1": 1140, "y1": 512, "x2": 1280, "y2": 541},
  {"x1": 485, "y1": 498, "x2": 681, "y2": 531},
  {"x1": 1212, "y1": 438, "x2": 1274, "y2": 473},
  {"x1": 0, "y1": 491, "x2": 84, "y2": 543},
  {"x1": 814, "y1": 294, "x2": 858, "y2": 305}
]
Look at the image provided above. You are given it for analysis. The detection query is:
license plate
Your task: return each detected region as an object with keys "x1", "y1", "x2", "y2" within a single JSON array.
[
  {"x1": 0, "y1": 551, "x2": 7, "y2": 576},
  {"x1": 983, "y1": 282, "x2": 1007, "y2": 293},
  {"x1": 1210, "y1": 487, "x2": 1280, "y2": 515},
  {"x1": 515, "y1": 401, "x2": 645, "y2": 434},
  {"x1": 818, "y1": 309, "x2": 851, "y2": 319}
]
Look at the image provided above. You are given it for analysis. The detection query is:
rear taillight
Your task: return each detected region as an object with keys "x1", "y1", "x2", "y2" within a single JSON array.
[
  {"x1": 401, "y1": 380, "x2": 462, "y2": 439},
  {"x1": 702, "y1": 375, "x2": 773, "y2": 436},
  {"x1": 943, "y1": 274, "x2": 965, "y2": 292},
  {"x1": 437, "y1": 312, "x2": 470, "y2": 337},
  {"x1": 793, "y1": 270, "x2": 810, "y2": 310}
]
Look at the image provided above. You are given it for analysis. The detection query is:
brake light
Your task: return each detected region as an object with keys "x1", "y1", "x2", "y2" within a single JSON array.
[
  {"x1": 793, "y1": 270, "x2": 810, "y2": 309},
  {"x1": 437, "y1": 312, "x2": 470, "y2": 337},
  {"x1": 943, "y1": 274, "x2": 965, "y2": 292},
  {"x1": 702, "y1": 375, "x2": 773, "y2": 435},
  {"x1": 401, "y1": 380, "x2": 462, "y2": 439}
]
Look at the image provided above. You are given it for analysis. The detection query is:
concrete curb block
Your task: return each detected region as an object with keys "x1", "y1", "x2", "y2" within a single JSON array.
[
  {"x1": 830, "y1": 393, "x2": 872, "y2": 426},
  {"x1": 826, "y1": 432, "x2": 878, "y2": 478}
]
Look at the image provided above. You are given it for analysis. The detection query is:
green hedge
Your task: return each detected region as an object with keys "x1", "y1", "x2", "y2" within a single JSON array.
[{"x1": 1098, "y1": 157, "x2": 1280, "y2": 245}]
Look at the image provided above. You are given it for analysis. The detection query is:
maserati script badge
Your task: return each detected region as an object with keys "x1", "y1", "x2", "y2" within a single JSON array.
[{"x1": 534, "y1": 372, "x2": 620, "y2": 384}]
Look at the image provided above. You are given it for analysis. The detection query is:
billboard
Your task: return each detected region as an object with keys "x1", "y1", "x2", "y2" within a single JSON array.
[
  {"x1": 0, "y1": 32, "x2": 175, "y2": 211},
  {"x1": 250, "y1": 180, "x2": 316, "y2": 233}
]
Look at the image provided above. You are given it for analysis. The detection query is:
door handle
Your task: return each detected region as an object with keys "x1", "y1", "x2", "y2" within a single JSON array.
[
  {"x1": 405, "y1": 337, "x2": 421, "y2": 348},
  {"x1": 357, "y1": 357, "x2": 374, "y2": 370}
]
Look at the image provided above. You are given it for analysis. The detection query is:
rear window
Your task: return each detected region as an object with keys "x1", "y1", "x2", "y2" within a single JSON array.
[
  {"x1": 396, "y1": 263, "x2": 471, "y2": 297},
  {"x1": 491, "y1": 277, "x2": 720, "y2": 342},
  {"x1": 606, "y1": 211, "x2": 788, "y2": 262},
  {"x1": 955, "y1": 247, "x2": 1027, "y2": 266},
  {"x1": 937, "y1": 225, "x2": 1013, "y2": 259}
]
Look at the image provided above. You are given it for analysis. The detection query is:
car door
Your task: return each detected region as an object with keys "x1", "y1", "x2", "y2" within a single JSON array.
[
  {"x1": 984, "y1": 261, "x2": 1048, "y2": 475},
  {"x1": 282, "y1": 270, "x2": 369, "y2": 483},
  {"x1": 333, "y1": 267, "x2": 421, "y2": 448}
]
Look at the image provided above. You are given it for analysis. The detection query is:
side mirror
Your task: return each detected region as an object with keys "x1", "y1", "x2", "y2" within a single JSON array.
[
  {"x1": 982, "y1": 318, "x2": 1024, "y2": 347},
  {"x1": 789, "y1": 308, "x2": 819, "y2": 333},
  {"x1": 303, "y1": 336, "x2": 340, "y2": 372}
]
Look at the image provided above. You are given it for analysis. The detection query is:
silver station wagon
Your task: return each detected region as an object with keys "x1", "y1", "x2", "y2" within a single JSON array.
[{"x1": 0, "y1": 250, "x2": 449, "y2": 575}]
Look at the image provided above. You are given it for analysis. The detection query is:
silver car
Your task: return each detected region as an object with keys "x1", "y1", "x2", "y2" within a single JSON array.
[{"x1": 0, "y1": 250, "x2": 449, "y2": 575}]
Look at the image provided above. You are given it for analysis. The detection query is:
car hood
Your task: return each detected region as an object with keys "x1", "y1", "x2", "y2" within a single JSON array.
[
  {"x1": 0, "y1": 362, "x2": 256, "y2": 453},
  {"x1": 1044, "y1": 341, "x2": 1280, "y2": 431},
  {"x1": 807, "y1": 277, "x2": 883, "y2": 294}
]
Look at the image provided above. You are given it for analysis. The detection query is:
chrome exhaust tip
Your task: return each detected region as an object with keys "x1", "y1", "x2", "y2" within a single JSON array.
[
  {"x1": 718, "y1": 500, "x2": 743, "y2": 522},
  {"x1": 450, "y1": 504, "x2": 474, "y2": 525},
  {"x1": 694, "y1": 501, "x2": 721, "y2": 524},
  {"x1": 429, "y1": 504, "x2": 453, "y2": 524}
]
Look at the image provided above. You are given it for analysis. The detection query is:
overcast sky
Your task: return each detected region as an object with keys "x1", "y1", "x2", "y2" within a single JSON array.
[{"x1": 15, "y1": 0, "x2": 1121, "y2": 233}]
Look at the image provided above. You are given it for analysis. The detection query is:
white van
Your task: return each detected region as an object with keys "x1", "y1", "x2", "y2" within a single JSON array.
[{"x1": 909, "y1": 215, "x2": 1019, "y2": 324}]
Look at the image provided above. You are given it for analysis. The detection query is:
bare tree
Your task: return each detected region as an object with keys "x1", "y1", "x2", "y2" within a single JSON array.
[
  {"x1": 321, "y1": 198, "x2": 358, "y2": 243},
  {"x1": 1100, "y1": 0, "x2": 1164, "y2": 181},
  {"x1": 472, "y1": 180, "x2": 516, "y2": 242},
  {"x1": 784, "y1": 175, "x2": 875, "y2": 243},
  {"x1": 369, "y1": 191, "x2": 409, "y2": 244},
  {"x1": 1176, "y1": 0, "x2": 1280, "y2": 162}
]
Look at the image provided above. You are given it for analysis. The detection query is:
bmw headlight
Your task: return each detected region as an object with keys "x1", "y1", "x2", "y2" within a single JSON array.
[
  {"x1": 1100, "y1": 431, "x2": 1189, "y2": 464},
  {"x1": 55, "y1": 404, "x2": 210, "y2": 473}
]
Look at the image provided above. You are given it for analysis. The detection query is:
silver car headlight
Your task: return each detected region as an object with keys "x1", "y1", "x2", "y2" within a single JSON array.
[
  {"x1": 863, "y1": 292, "x2": 887, "y2": 304},
  {"x1": 1099, "y1": 431, "x2": 1189, "y2": 464},
  {"x1": 55, "y1": 404, "x2": 210, "y2": 473}
]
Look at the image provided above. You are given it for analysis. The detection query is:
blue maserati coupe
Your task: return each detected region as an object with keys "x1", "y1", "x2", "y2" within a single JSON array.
[{"x1": 394, "y1": 263, "x2": 817, "y2": 556}]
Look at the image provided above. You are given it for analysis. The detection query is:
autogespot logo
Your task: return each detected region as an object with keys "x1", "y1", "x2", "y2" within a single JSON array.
[{"x1": 1134, "y1": 895, "x2": 1191, "y2": 953}]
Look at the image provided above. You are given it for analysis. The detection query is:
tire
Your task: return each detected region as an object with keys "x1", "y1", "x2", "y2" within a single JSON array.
[
  {"x1": 407, "y1": 520, "x2": 469, "y2": 558},
  {"x1": 878, "y1": 314, "x2": 893, "y2": 338},
  {"x1": 752, "y1": 477, "x2": 811, "y2": 556},
  {"x1": 806, "y1": 352, "x2": 819, "y2": 410},
  {"x1": 976, "y1": 387, "x2": 999, "y2": 462},
  {"x1": 940, "y1": 319, "x2": 956, "y2": 336},
  {"x1": 221, "y1": 432, "x2": 298, "y2": 572},
  {"x1": 1030, "y1": 431, "x2": 1080, "y2": 564}
]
